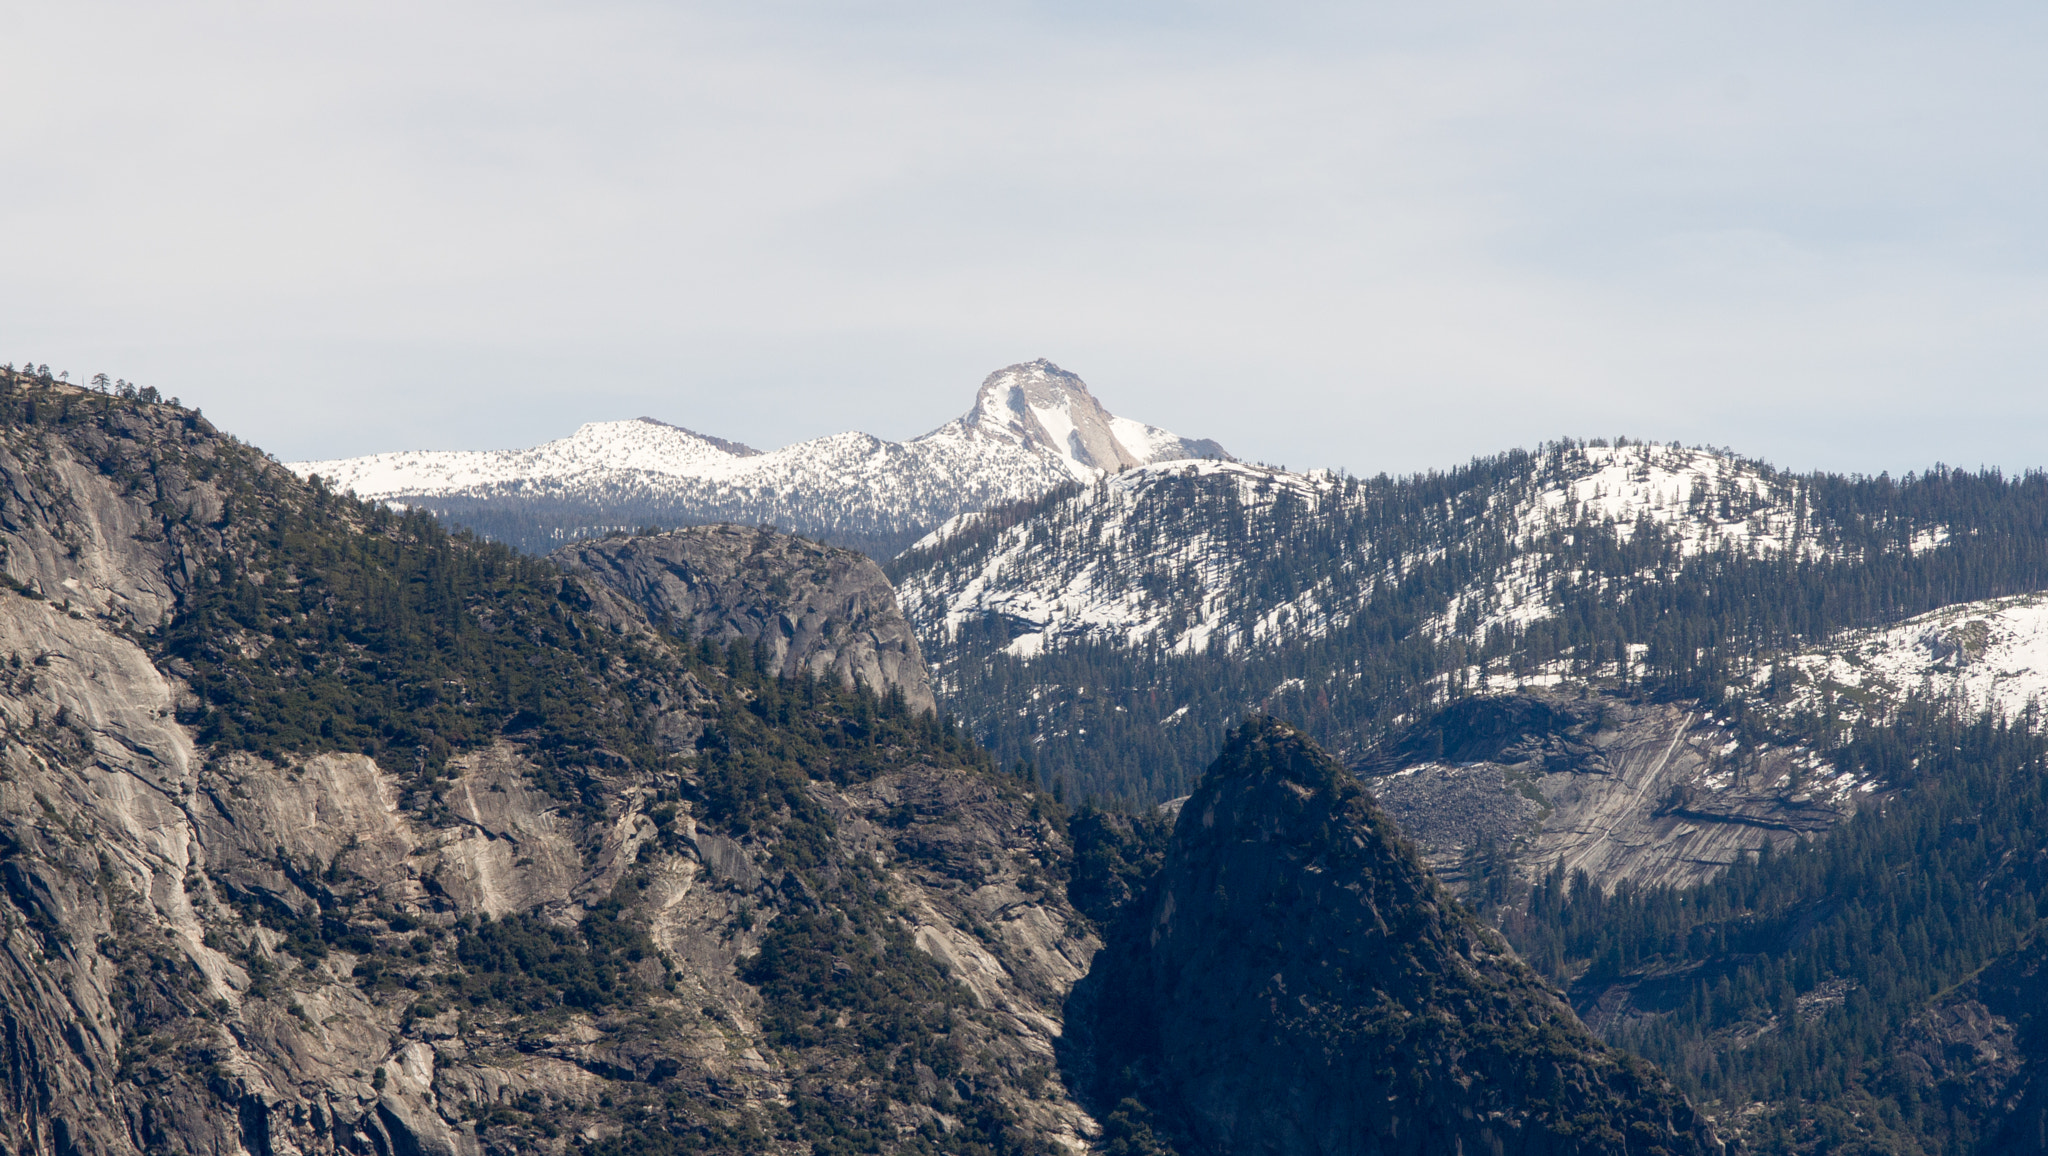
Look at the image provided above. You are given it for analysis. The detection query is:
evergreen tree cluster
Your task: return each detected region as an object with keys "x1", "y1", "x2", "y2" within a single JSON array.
[
  {"x1": 1501, "y1": 702, "x2": 2048, "y2": 1154},
  {"x1": 158, "y1": 495, "x2": 676, "y2": 816}
]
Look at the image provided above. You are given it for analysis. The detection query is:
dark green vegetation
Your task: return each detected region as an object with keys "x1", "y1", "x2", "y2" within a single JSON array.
[
  {"x1": 899, "y1": 448, "x2": 2048, "y2": 806},
  {"x1": 162, "y1": 496, "x2": 675, "y2": 810},
  {"x1": 1073, "y1": 718, "x2": 1720, "y2": 1156},
  {"x1": 418, "y1": 487, "x2": 931, "y2": 562},
  {"x1": 442, "y1": 901, "x2": 656, "y2": 1015},
  {"x1": 1495, "y1": 701, "x2": 2048, "y2": 1155},
  {"x1": 1063, "y1": 806, "x2": 1170, "y2": 929},
  {"x1": 237, "y1": 645, "x2": 1051, "y2": 1156}
]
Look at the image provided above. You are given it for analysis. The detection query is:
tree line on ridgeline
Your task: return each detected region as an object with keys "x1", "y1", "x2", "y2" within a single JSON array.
[{"x1": 900, "y1": 446, "x2": 2048, "y2": 806}]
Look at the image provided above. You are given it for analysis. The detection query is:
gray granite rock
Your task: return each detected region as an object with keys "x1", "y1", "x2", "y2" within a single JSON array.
[{"x1": 556, "y1": 525, "x2": 936, "y2": 716}]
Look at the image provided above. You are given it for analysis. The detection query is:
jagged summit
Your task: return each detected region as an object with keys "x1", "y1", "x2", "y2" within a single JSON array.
[
  {"x1": 288, "y1": 360, "x2": 1230, "y2": 557},
  {"x1": 968, "y1": 360, "x2": 1136, "y2": 471},
  {"x1": 925, "y1": 358, "x2": 1228, "y2": 477}
]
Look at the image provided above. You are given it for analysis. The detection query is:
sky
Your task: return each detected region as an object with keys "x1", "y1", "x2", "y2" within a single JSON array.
[{"x1": 4, "y1": 1, "x2": 2046, "y2": 478}]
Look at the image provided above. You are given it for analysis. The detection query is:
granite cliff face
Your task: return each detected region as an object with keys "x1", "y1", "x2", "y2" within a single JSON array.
[
  {"x1": 1361, "y1": 692, "x2": 1854, "y2": 894},
  {"x1": 0, "y1": 374, "x2": 1097, "y2": 1156},
  {"x1": 556, "y1": 525, "x2": 936, "y2": 716},
  {"x1": 1073, "y1": 718, "x2": 1722, "y2": 1156}
]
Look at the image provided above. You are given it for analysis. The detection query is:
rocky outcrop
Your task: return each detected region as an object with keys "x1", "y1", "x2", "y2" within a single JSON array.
[
  {"x1": 958, "y1": 360, "x2": 1229, "y2": 471},
  {"x1": 0, "y1": 390, "x2": 241, "y2": 631},
  {"x1": 1363, "y1": 691, "x2": 1853, "y2": 893},
  {"x1": 1074, "y1": 717, "x2": 1722, "y2": 1156},
  {"x1": 557, "y1": 525, "x2": 936, "y2": 716}
]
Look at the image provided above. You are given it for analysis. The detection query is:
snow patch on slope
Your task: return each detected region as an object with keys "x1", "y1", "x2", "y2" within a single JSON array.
[
  {"x1": 898, "y1": 460, "x2": 1341, "y2": 660},
  {"x1": 1748, "y1": 593, "x2": 2048, "y2": 724},
  {"x1": 1545, "y1": 444, "x2": 1806, "y2": 555},
  {"x1": 1427, "y1": 443, "x2": 1815, "y2": 644}
]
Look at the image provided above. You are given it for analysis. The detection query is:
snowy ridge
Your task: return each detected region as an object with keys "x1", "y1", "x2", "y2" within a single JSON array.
[
  {"x1": 1537, "y1": 444, "x2": 1808, "y2": 555},
  {"x1": 296, "y1": 418, "x2": 760, "y2": 496},
  {"x1": 897, "y1": 442, "x2": 1841, "y2": 664},
  {"x1": 288, "y1": 360, "x2": 1228, "y2": 553},
  {"x1": 1437, "y1": 444, "x2": 1821, "y2": 644},
  {"x1": 1744, "y1": 593, "x2": 2048, "y2": 726}
]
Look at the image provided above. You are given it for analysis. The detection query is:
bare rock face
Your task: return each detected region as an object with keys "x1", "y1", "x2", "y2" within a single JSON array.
[
  {"x1": 0, "y1": 375, "x2": 1090, "y2": 1156},
  {"x1": 0, "y1": 394, "x2": 237, "y2": 631},
  {"x1": 557, "y1": 525, "x2": 936, "y2": 716},
  {"x1": 960, "y1": 360, "x2": 1229, "y2": 471},
  {"x1": 1362, "y1": 692, "x2": 1851, "y2": 894},
  {"x1": 1075, "y1": 717, "x2": 1722, "y2": 1156}
]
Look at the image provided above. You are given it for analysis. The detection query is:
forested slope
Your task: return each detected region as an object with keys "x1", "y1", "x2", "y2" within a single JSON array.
[
  {"x1": 1489, "y1": 702, "x2": 2048, "y2": 1154},
  {"x1": 1073, "y1": 718, "x2": 1722, "y2": 1156},
  {"x1": 894, "y1": 445, "x2": 2048, "y2": 807}
]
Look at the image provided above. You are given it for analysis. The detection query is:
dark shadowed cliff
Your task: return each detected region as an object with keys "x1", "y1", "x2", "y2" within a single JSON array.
[{"x1": 1072, "y1": 718, "x2": 1722, "y2": 1156}]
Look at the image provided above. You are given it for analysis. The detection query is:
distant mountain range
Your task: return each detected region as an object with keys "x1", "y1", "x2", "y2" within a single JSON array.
[{"x1": 289, "y1": 359, "x2": 1229, "y2": 558}]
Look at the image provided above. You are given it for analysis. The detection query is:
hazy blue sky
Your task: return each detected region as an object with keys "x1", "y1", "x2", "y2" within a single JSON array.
[{"x1": 5, "y1": 2, "x2": 2046, "y2": 476}]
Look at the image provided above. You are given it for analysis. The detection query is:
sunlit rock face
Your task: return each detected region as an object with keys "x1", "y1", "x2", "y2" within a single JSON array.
[{"x1": 557, "y1": 524, "x2": 937, "y2": 716}]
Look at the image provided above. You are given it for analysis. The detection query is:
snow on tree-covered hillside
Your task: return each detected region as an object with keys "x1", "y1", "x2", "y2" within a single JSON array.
[
  {"x1": 898, "y1": 441, "x2": 1850, "y2": 665},
  {"x1": 892, "y1": 439, "x2": 2047, "y2": 804},
  {"x1": 1741, "y1": 592, "x2": 2048, "y2": 727}
]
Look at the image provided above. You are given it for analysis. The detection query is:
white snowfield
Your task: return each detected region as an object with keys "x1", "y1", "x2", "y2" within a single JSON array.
[
  {"x1": 898, "y1": 441, "x2": 1936, "y2": 663},
  {"x1": 1747, "y1": 593, "x2": 2048, "y2": 725},
  {"x1": 288, "y1": 362, "x2": 1227, "y2": 539}
]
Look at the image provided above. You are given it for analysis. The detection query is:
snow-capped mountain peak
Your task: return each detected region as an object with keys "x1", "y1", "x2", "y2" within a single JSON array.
[
  {"x1": 286, "y1": 362, "x2": 1229, "y2": 557},
  {"x1": 974, "y1": 360, "x2": 1135, "y2": 473},
  {"x1": 917, "y1": 359, "x2": 1228, "y2": 481}
]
